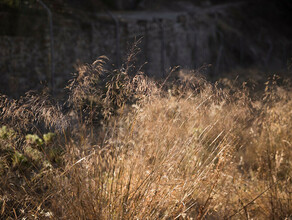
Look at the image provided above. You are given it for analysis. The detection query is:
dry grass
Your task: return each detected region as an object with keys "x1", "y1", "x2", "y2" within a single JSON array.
[{"x1": 0, "y1": 49, "x2": 291, "y2": 219}]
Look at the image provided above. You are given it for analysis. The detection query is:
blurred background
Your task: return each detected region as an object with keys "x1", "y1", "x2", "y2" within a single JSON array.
[{"x1": 0, "y1": 0, "x2": 291, "y2": 97}]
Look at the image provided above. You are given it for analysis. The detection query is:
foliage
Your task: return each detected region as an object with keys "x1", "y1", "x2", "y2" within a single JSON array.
[
  {"x1": 0, "y1": 126, "x2": 14, "y2": 140},
  {"x1": 25, "y1": 134, "x2": 43, "y2": 146},
  {"x1": 0, "y1": 48, "x2": 291, "y2": 219},
  {"x1": 43, "y1": 132, "x2": 55, "y2": 144}
]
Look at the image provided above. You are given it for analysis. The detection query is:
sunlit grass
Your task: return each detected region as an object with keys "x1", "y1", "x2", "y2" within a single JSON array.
[{"x1": 0, "y1": 50, "x2": 291, "y2": 219}]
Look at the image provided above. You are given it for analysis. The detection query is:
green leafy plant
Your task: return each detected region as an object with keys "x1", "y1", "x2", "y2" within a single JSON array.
[
  {"x1": 25, "y1": 134, "x2": 43, "y2": 146},
  {"x1": 0, "y1": 126, "x2": 15, "y2": 140},
  {"x1": 43, "y1": 132, "x2": 56, "y2": 144},
  {"x1": 12, "y1": 151, "x2": 28, "y2": 168}
]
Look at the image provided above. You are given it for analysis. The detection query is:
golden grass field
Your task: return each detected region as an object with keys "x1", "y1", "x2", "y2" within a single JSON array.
[{"x1": 0, "y1": 49, "x2": 291, "y2": 219}]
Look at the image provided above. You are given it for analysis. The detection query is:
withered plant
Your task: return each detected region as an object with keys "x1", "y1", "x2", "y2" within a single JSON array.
[{"x1": 0, "y1": 46, "x2": 291, "y2": 219}]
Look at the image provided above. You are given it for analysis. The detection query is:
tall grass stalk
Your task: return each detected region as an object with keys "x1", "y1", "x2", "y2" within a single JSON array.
[{"x1": 0, "y1": 50, "x2": 291, "y2": 219}]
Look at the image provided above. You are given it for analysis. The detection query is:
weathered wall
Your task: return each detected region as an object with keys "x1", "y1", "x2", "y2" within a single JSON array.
[{"x1": 1, "y1": 4, "x2": 291, "y2": 97}]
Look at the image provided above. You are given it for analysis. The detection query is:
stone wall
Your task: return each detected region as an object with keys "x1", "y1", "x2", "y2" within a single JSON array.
[{"x1": 1, "y1": 4, "x2": 291, "y2": 97}]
